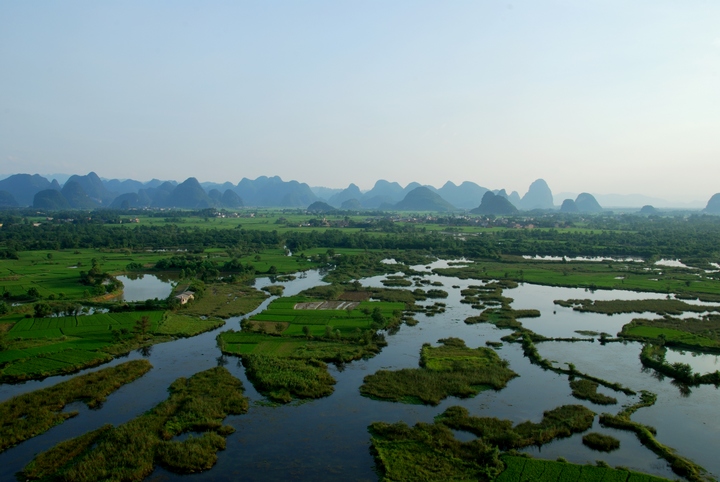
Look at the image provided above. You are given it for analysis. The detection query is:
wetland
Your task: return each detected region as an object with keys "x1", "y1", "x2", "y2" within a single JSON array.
[{"x1": 1, "y1": 211, "x2": 720, "y2": 481}]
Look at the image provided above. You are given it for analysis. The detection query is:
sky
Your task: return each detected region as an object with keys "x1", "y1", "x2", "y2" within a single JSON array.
[{"x1": 1, "y1": 1, "x2": 719, "y2": 204}]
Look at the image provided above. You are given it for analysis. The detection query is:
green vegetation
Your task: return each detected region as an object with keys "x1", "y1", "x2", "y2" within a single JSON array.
[
  {"x1": 600, "y1": 391, "x2": 712, "y2": 482},
  {"x1": 0, "y1": 359, "x2": 151, "y2": 453},
  {"x1": 22, "y1": 367, "x2": 248, "y2": 481},
  {"x1": 262, "y1": 284, "x2": 284, "y2": 296},
  {"x1": 570, "y1": 379, "x2": 618, "y2": 405},
  {"x1": 555, "y1": 298, "x2": 720, "y2": 316},
  {"x1": 620, "y1": 316, "x2": 720, "y2": 352},
  {"x1": 369, "y1": 420, "x2": 505, "y2": 481},
  {"x1": 582, "y1": 432, "x2": 621, "y2": 452},
  {"x1": 155, "y1": 313, "x2": 224, "y2": 336},
  {"x1": 437, "y1": 404, "x2": 595, "y2": 449},
  {"x1": 242, "y1": 355, "x2": 336, "y2": 403},
  {"x1": 0, "y1": 310, "x2": 164, "y2": 381},
  {"x1": 370, "y1": 405, "x2": 669, "y2": 482},
  {"x1": 217, "y1": 294, "x2": 405, "y2": 402},
  {"x1": 360, "y1": 338, "x2": 517, "y2": 405},
  {"x1": 381, "y1": 275, "x2": 412, "y2": 287},
  {"x1": 496, "y1": 456, "x2": 669, "y2": 482},
  {"x1": 435, "y1": 256, "x2": 720, "y2": 301},
  {"x1": 639, "y1": 344, "x2": 720, "y2": 386},
  {"x1": 179, "y1": 284, "x2": 268, "y2": 318}
]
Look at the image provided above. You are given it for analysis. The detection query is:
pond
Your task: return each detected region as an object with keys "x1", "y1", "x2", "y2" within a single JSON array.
[
  {"x1": 116, "y1": 273, "x2": 176, "y2": 302},
  {"x1": 0, "y1": 263, "x2": 717, "y2": 481}
]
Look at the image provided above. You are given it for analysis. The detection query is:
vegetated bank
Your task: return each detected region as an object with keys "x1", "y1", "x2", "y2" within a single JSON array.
[
  {"x1": 0, "y1": 359, "x2": 152, "y2": 453},
  {"x1": 360, "y1": 337, "x2": 517, "y2": 405},
  {"x1": 21, "y1": 367, "x2": 247, "y2": 481},
  {"x1": 369, "y1": 404, "x2": 669, "y2": 481},
  {"x1": 217, "y1": 289, "x2": 408, "y2": 403}
]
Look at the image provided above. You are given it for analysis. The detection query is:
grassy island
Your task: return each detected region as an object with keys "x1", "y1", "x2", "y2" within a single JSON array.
[
  {"x1": 370, "y1": 404, "x2": 669, "y2": 482},
  {"x1": 0, "y1": 359, "x2": 152, "y2": 453},
  {"x1": 22, "y1": 367, "x2": 247, "y2": 481},
  {"x1": 360, "y1": 338, "x2": 517, "y2": 405},
  {"x1": 217, "y1": 293, "x2": 406, "y2": 402}
]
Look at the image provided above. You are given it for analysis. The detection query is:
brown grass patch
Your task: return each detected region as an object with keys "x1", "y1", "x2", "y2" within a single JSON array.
[{"x1": 339, "y1": 291, "x2": 371, "y2": 301}]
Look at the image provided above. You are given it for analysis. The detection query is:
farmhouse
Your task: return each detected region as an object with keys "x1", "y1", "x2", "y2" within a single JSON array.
[{"x1": 175, "y1": 291, "x2": 195, "y2": 304}]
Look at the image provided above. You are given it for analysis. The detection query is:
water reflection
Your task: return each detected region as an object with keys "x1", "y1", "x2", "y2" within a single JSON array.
[{"x1": 0, "y1": 267, "x2": 716, "y2": 481}]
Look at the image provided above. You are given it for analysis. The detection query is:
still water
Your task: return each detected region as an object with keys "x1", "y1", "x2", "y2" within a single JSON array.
[
  {"x1": 0, "y1": 263, "x2": 716, "y2": 481},
  {"x1": 116, "y1": 273, "x2": 176, "y2": 302}
]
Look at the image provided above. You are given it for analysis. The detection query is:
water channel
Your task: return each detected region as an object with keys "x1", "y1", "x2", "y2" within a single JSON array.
[{"x1": 0, "y1": 262, "x2": 717, "y2": 481}]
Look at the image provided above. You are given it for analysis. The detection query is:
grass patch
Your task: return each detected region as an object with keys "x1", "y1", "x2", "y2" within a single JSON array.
[
  {"x1": 582, "y1": 432, "x2": 621, "y2": 452},
  {"x1": 242, "y1": 355, "x2": 336, "y2": 403},
  {"x1": 180, "y1": 284, "x2": 268, "y2": 318},
  {"x1": 437, "y1": 404, "x2": 595, "y2": 449},
  {"x1": 497, "y1": 456, "x2": 670, "y2": 482},
  {"x1": 554, "y1": 298, "x2": 720, "y2": 316},
  {"x1": 369, "y1": 420, "x2": 505, "y2": 481},
  {"x1": 360, "y1": 338, "x2": 517, "y2": 405},
  {"x1": 370, "y1": 406, "x2": 667, "y2": 482},
  {"x1": 569, "y1": 379, "x2": 618, "y2": 405},
  {"x1": 639, "y1": 344, "x2": 720, "y2": 386},
  {"x1": 619, "y1": 315, "x2": 720, "y2": 352},
  {"x1": 0, "y1": 360, "x2": 152, "y2": 453},
  {"x1": 21, "y1": 367, "x2": 248, "y2": 481},
  {"x1": 155, "y1": 313, "x2": 224, "y2": 337}
]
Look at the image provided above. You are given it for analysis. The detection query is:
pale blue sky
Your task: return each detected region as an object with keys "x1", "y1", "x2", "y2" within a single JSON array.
[{"x1": 1, "y1": 1, "x2": 719, "y2": 203}]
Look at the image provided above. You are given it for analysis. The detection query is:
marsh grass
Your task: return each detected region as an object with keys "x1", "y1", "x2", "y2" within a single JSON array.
[
  {"x1": 242, "y1": 355, "x2": 336, "y2": 403},
  {"x1": 620, "y1": 315, "x2": 720, "y2": 352},
  {"x1": 639, "y1": 344, "x2": 720, "y2": 386},
  {"x1": 22, "y1": 367, "x2": 248, "y2": 481},
  {"x1": 555, "y1": 298, "x2": 720, "y2": 316},
  {"x1": 437, "y1": 405, "x2": 594, "y2": 449},
  {"x1": 569, "y1": 379, "x2": 618, "y2": 405},
  {"x1": 0, "y1": 359, "x2": 151, "y2": 453},
  {"x1": 155, "y1": 313, "x2": 224, "y2": 336},
  {"x1": 369, "y1": 405, "x2": 663, "y2": 482},
  {"x1": 181, "y1": 284, "x2": 268, "y2": 318},
  {"x1": 360, "y1": 338, "x2": 517, "y2": 405},
  {"x1": 369, "y1": 420, "x2": 504, "y2": 481},
  {"x1": 582, "y1": 432, "x2": 620, "y2": 452}
]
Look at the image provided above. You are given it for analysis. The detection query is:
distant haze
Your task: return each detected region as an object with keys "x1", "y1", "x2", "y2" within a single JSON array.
[{"x1": 1, "y1": 2, "x2": 719, "y2": 205}]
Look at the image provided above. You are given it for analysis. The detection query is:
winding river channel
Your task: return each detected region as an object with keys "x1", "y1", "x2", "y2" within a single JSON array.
[{"x1": 1, "y1": 260, "x2": 718, "y2": 481}]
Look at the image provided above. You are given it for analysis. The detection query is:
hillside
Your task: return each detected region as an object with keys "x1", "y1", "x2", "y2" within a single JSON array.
[{"x1": 394, "y1": 187, "x2": 457, "y2": 212}]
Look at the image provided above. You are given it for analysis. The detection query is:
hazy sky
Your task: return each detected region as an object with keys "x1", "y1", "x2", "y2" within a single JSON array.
[{"x1": 1, "y1": 1, "x2": 719, "y2": 203}]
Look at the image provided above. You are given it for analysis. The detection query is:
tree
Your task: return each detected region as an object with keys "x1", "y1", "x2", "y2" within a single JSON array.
[
  {"x1": 34, "y1": 302, "x2": 52, "y2": 318},
  {"x1": 27, "y1": 287, "x2": 40, "y2": 299},
  {"x1": 135, "y1": 315, "x2": 151, "y2": 339},
  {"x1": 302, "y1": 325, "x2": 311, "y2": 338},
  {"x1": 371, "y1": 307, "x2": 385, "y2": 326}
]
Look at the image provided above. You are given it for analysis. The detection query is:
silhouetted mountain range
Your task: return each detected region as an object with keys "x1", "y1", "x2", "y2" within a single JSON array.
[{"x1": 0, "y1": 172, "x2": 714, "y2": 212}]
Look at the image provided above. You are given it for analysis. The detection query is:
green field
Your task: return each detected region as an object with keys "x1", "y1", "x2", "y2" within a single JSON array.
[
  {"x1": 239, "y1": 295, "x2": 404, "y2": 339},
  {"x1": 496, "y1": 456, "x2": 669, "y2": 482},
  {"x1": 155, "y1": 313, "x2": 224, "y2": 336},
  {"x1": 217, "y1": 293, "x2": 406, "y2": 402},
  {"x1": 0, "y1": 249, "x2": 168, "y2": 300}
]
